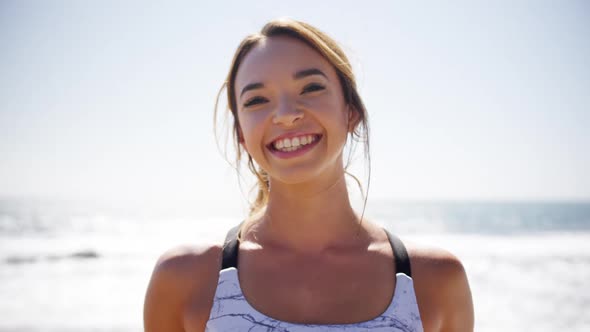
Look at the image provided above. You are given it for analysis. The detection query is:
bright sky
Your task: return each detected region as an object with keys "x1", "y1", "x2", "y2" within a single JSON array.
[{"x1": 1, "y1": 1, "x2": 588, "y2": 212}]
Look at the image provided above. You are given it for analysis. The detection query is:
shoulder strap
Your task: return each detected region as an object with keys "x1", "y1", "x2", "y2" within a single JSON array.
[
  {"x1": 221, "y1": 223, "x2": 242, "y2": 269},
  {"x1": 221, "y1": 224, "x2": 412, "y2": 276},
  {"x1": 384, "y1": 229, "x2": 412, "y2": 277}
]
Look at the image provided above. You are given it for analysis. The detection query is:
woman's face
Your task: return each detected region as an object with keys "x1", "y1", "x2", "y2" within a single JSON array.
[{"x1": 234, "y1": 36, "x2": 353, "y2": 185}]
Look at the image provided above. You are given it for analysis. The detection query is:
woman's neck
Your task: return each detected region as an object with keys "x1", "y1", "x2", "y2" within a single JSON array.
[{"x1": 252, "y1": 172, "x2": 365, "y2": 253}]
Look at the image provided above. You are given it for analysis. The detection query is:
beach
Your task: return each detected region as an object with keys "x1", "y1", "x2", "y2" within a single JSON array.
[{"x1": 1, "y1": 199, "x2": 589, "y2": 331}]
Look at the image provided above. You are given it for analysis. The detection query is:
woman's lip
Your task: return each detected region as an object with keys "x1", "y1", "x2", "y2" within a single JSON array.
[{"x1": 267, "y1": 135, "x2": 322, "y2": 159}]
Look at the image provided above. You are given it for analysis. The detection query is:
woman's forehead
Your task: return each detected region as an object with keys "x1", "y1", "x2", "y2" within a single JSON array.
[{"x1": 235, "y1": 36, "x2": 335, "y2": 90}]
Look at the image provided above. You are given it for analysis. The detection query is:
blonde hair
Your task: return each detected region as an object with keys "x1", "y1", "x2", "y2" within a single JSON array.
[{"x1": 214, "y1": 18, "x2": 370, "y2": 233}]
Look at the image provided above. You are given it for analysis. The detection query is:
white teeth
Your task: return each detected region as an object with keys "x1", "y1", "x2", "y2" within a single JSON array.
[{"x1": 272, "y1": 135, "x2": 319, "y2": 152}]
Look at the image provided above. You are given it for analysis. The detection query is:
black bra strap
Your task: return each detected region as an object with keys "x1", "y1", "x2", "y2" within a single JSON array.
[
  {"x1": 221, "y1": 223, "x2": 241, "y2": 269},
  {"x1": 384, "y1": 229, "x2": 412, "y2": 277},
  {"x1": 221, "y1": 224, "x2": 412, "y2": 278}
]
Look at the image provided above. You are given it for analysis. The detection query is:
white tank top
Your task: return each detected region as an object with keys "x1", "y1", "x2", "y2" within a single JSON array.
[{"x1": 205, "y1": 226, "x2": 424, "y2": 332}]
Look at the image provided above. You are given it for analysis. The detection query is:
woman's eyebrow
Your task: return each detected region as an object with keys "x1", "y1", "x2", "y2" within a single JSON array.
[
  {"x1": 240, "y1": 82, "x2": 264, "y2": 98},
  {"x1": 240, "y1": 68, "x2": 327, "y2": 97},
  {"x1": 294, "y1": 68, "x2": 328, "y2": 80}
]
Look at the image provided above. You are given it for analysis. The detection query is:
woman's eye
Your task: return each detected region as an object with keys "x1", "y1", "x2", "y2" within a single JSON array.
[
  {"x1": 243, "y1": 96, "x2": 268, "y2": 107},
  {"x1": 301, "y1": 83, "x2": 325, "y2": 94}
]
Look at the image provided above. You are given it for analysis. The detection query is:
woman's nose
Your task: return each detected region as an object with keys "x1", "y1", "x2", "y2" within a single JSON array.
[{"x1": 272, "y1": 97, "x2": 304, "y2": 126}]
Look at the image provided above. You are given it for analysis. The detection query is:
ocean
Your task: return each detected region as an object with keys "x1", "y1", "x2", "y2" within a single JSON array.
[{"x1": 1, "y1": 198, "x2": 589, "y2": 331}]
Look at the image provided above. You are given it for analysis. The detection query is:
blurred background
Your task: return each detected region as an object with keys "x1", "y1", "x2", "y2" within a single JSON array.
[{"x1": 1, "y1": 0, "x2": 589, "y2": 331}]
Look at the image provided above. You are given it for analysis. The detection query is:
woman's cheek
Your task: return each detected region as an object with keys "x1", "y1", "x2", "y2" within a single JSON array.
[
  {"x1": 239, "y1": 114, "x2": 265, "y2": 153},
  {"x1": 309, "y1": 98, "x2": 349, "y2": 130}
]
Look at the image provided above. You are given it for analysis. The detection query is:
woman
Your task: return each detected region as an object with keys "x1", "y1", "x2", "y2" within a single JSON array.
[{"x1": 144, "y1": 18, "x2": 474, "y2": 332}]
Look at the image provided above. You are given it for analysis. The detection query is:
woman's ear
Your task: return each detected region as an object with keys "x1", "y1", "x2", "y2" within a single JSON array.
[
  {"x1": 347, "y1": 106, "x2": 361, "y2": 133},
  {"x1": 237, "y1": 126, "x2": 247, "y2": 151}
]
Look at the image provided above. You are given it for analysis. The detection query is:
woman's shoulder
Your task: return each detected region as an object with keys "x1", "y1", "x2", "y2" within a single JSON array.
[
  {"x1": 405, "y1": 242, "x2": 474, "y2": 331},
  {"x1": 153, "y1": 243, "x2": 223, "y2": 276},
  {"x1": 144, "y1": 243, "x2": 223, "y2": 332},
  {"x1": 406, "y1": 242, "x2": 466, "y2": 276}
]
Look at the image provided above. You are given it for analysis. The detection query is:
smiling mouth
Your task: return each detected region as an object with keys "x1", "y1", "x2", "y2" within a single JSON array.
[{"x1": 266, "y1": 134, "x2": 322, "y2": 157}]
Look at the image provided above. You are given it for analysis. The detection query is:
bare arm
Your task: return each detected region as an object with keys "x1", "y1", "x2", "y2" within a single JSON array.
[
  {"x1": 143, "y1": 245, "x2": 221, "y2": 332},
  {"x1": 440, "y1": 258, "x2": 474, "y2": 332},
  {"x1": 411, "y1": 246, "x2": 474, "y2": 332}
]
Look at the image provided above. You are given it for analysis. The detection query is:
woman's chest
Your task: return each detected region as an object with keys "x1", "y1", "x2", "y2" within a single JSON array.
[{"x1": 237, "y1": 251, "x2": 396, "y2": 324}]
